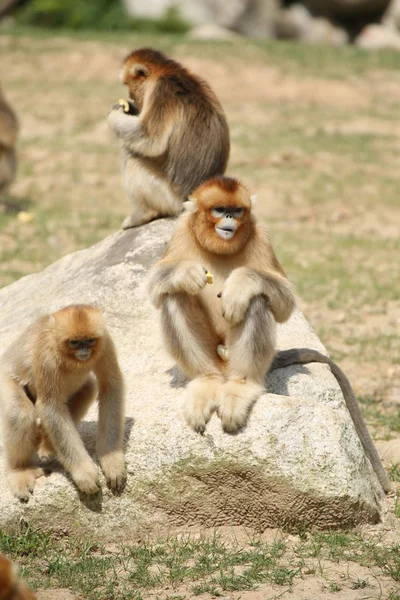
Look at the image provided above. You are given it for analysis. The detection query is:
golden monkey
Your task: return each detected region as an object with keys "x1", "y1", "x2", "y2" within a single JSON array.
[
  {"x1": 0, "y1": 554, "x2": 36, "y2": 600},
  {"x1": 148, "y1": 176, "x2": 391, "y2": 494},
  {"x1": 0, "y1": 81, "x2": 18, "y2": 197},
  {"x1": 108, "y1": 48, "x2": 230, "y2": 230},
  {"x1": 0, "y1": 305, "x2": 126, "y2": 501},
  {"x1": 148, "y1": 176, "x2": 295, "y2": 435}
]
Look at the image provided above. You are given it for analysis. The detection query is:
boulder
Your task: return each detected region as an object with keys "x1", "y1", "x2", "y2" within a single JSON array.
[
  {"x1": 355, "y1": 22, "x2": 400, "y2": 47},
  {"x1": 382, "y1": 0, "x2": 400, "y2": 30},
  {"x1": 0, "y1": 219, "x2": 384, "y2": 541},
  {"x1": 276, "y1": 4, "x2": 348, "y2": 44},
  {"x1": 188, "y1": 23, "x2": 242, "y2": 41},
  {"x1": 123, "y1": 0, "x2": 280, "y2": 38}
]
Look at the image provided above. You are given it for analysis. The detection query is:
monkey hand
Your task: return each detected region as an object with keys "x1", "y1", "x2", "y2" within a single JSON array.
[
  {"x1": 222, "y1": 268, "x2": 263, "y2": 325},
  {"x1": 71, "y1": 461, "x2": 100, "y2": 495},
  {"x1": 100, "y1": 452, "x2": 127, "y2": 494},
  {"x1": 171, "y1": 261, "x2": 208, "y2": 295},
  {"x1": 107, "y1": 108, "x2": 140, "y2": 136}
]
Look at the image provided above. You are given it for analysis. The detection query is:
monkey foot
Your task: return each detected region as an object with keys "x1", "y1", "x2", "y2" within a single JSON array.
[
  {"x1": 121, "y1": 209, "x2": 160, "y2": 229},
  {"x1": 7, "y1": 467, "x2": 44, "y2": 502},
  {"x1": 183, "y1": 376, "x2": 222, "y2": 433},
  {"x1": 217, "y1": 380, "x2": 263, "y2": 433},
  {"x1": 99, "y1": 452, "x2": 127, "y2": 494}
]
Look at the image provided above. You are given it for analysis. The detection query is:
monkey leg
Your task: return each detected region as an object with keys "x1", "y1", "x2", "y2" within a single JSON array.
[
  {"x1": 121, "y1": 159, "x2": 183, "y2": 229},
  {"x1": 218, "y1": 296, "x2": 276, "y2": 433},
  {"x1": 0, "y1": 376, "x2": 43, "y2": 501},
  {"x1": 162, "y1": 294, "x2": 224, "y2": 432},
  {"x1": 37, "y1": 377, "x2": 97, "y2": 461}
]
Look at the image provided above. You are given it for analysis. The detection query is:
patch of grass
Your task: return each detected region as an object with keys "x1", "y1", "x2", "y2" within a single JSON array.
[
  {"x1": 2, "y1": 526, "x2": 400, "y2": 599},
  {"x1": 351, "y1": 577, "x2": 369, "y2": 589},
  {"x1": 358, "y1": 396, "x2": 400, "y2": 438}
]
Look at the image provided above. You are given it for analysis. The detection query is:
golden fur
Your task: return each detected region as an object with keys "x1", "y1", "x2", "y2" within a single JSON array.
[
  {"x1": 148, "y1": 176, "x2": 296, "y2": 433},
  {"x1": 108, "y1": 48, "x2": 230, "y2": 229},
  {"x1": 0, "y1": 305, "x2": 126, "y2": 501},
  {"x1": 0, "y1": 554, "x2": 36, "y2": 600}
]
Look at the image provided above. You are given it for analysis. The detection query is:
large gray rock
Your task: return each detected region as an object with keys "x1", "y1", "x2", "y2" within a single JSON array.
[
  {"x1": 383, "y1": 0, "x2": 400, "y2": 29},
  {"x1": 276, "y1": 4, "x2": 348, "y2": 45},
  {"x1": 0, "y1": 219, "x2": 384, "y2": 540},
  {"x1": 355, "y1": 22, "x2": 400, "y2": 47}
]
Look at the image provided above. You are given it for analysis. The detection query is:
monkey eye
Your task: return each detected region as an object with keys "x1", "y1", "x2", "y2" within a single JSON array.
[
  {"x1": 86, "y1": 338, "x2": 97, "y2": 347},
  {"x1": 211, "y1": 207, "x2": 225, "y2": 218},
  {"x1": 68, "y1": 340, "x2": 80, "y2": 349},
  {"x1": 233, "y1": 208, "x2": 244, "y2": 218}
]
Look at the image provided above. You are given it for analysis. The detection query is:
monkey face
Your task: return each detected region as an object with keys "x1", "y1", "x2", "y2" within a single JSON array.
[
  {"x1": 67, "y1": 338, "x2": 98, "y2": 362},
  {"x1": 189, "y1": 177, "x2": 253, "y2": 256},
  {"x1": 211, "y1": 206, "x2": 245, "y2": 241}
]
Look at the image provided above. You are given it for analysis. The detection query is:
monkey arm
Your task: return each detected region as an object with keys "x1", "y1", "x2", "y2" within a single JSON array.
[
  {"x1": 222, "y1": 267, "x2": 295, "y2": 325},
  {"x1": 94, "y1": 334, "x2": 126, "y2": 493},
  {"x1": 107, "y1": 108, "x2": 171, "y2": 157},
  {"x1": 35, "y1": 387, "x2": 100, "y2": 494},
  {"x1": 148, "y1": 260, "x2": 208, "y2": 308}
]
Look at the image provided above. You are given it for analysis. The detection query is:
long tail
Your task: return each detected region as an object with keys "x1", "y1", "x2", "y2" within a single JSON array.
[{"x1": 271, "y1": 348, "x2": 392, "y2": 493}]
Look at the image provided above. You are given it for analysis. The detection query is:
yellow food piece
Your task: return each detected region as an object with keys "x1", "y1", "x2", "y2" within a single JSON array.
[
  {"x1": 17, "y1": 211, "x2": 34, "y2": 224},
  {"x1": 118, "y1": 99, "x2": 130, "y2": 113},
  {"x1": 206, "y1": 271, "x2": 213, "y2": 284}
]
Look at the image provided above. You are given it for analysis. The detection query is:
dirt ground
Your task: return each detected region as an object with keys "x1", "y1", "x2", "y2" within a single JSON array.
[{"x1": 0, "y1": 32, "x2": 399, "y2": 599}]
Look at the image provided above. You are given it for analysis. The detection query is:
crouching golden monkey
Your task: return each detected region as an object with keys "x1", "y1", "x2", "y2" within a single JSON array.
[
  {"x1": 148, "y1": 176, "x2": 296, "y2": 434},
  {"x1": 0, "y1": 305, "x2": 126, "y2": 501}
]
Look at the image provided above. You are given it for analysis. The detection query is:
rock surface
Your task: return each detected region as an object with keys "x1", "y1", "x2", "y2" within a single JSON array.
[
  {"x1": 355, "y1": 22, "x2": 400, "y2": 47},
  {"x1": 123, "y1": 0, "x2": 280, "y2": 38},
  {"x1": 0, "y1": 219, "x2": 384, "y2": 540},
  {"x1": 276, "y1": 4, "x2": 348, "y2": 45}
]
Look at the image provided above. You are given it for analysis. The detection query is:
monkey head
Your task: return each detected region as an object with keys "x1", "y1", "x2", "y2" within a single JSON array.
[
  {"x1": 188, "y1": 177, "x2": 255, "y2": 256},
  {"x1": 121, "y1": 48, "x2": 171, "y2": 112},
  {"x1": 49, "y1": 305, "x2": 105, "y2": 366}
]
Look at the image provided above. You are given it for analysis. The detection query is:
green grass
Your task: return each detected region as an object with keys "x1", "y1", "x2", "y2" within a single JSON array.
[
  {"x1": 358, "y1": 395, "x2": 400, "y2": 439},
  {"x1": 1, "y1": 525, "x2": 400, "y2": 599}
]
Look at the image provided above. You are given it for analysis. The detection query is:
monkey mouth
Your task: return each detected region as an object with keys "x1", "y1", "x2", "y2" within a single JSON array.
[
  {"x1": 75, "y1": 351, "x2": 91, "y2": 361},
  {"x1": 216, "y1": 227, "x2": 235, "y2": 241}
]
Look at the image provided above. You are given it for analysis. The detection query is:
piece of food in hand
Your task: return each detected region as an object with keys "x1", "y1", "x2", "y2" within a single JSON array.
[
  {"x1": 205, "y1": 271, "x2": 213, "y2": 284},
  {"x1": 217, "y1": 344, "x2": 229, "y2": 361},
  {"x1": 118, "y1": 98, "x2": 138, "y2": 115}
]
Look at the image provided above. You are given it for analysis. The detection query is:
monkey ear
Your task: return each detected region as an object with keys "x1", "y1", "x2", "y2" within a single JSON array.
[
  {"x1": 132, "y1": 63, "x2": 149, "y2": 78},
  {"x1": 183, "y1": 198, "x2": 198, "y2": 213},
  {"x1": 250, "y1": 194, "x2": 257, "y2": 207}
]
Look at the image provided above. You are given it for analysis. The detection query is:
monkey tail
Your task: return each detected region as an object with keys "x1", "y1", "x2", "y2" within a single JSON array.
[{"x1": 271, "y1": 348, "x2": 392, "y2": 493}]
